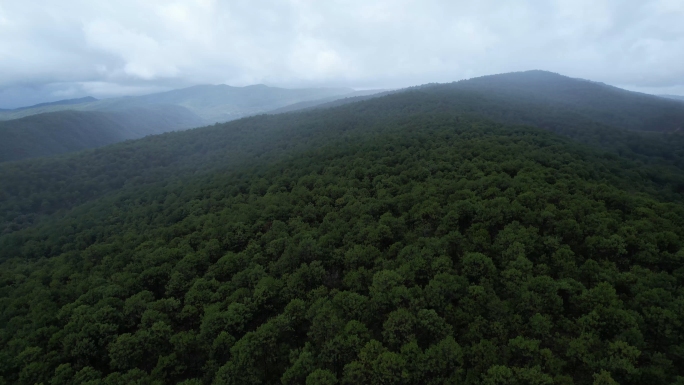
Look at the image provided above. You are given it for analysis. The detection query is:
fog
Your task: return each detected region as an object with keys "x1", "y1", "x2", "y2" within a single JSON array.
[{"x1": 1, "y1": 0, "x2": 683, "y2": 108}]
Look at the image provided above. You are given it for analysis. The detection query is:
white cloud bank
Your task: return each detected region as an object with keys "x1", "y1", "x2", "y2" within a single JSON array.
[{"x1": 0, "y1": 0, "x2": 683, "y2": 107}]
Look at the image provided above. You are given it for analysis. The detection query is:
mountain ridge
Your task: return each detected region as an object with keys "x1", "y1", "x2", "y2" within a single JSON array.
[
  {"x1": 10, "y1": 96, "x2": 98, "y2": 111},
  {"x1": 0, "y1": 84, "x2": 362, "y2": 123},
  {"x1": 0, "y1": 105, "x2": 205, "y2": 162},
  {"x1": 425, "y1": 70, "x2": 684, "y2": 133},
  {"x1": 3, "y1": 70, "x2": 684, "y2": 235},
  {"x1": 0, "y1": 84, "x2": 389, "y2": 162}
]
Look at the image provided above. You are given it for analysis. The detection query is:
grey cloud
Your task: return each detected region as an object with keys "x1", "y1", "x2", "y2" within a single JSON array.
[{"x1": 0, "y1": 0, "x2": 682, "y2": 108}]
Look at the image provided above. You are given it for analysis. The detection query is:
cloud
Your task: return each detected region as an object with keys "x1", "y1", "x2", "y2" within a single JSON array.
[
  {"x1": 0, "y1": 0, "x2": 683, "y2": 107},
  {"x1": 83, "y1": 20, "x2": 182, "y2": 79}
]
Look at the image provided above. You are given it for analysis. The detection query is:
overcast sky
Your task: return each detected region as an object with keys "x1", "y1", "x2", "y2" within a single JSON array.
[{"x1": 1, "y1": 0, "x2": 683, "y2": 108}]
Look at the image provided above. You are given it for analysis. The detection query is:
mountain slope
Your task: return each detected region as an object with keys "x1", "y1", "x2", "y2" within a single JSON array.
[
  {"x1": 660, "y1": 94, "x2": 684, "y2": 102},
  {"x1": 0, "y1": 105, "x2": 204, "y2": 162},
  {"x1": 4, "y1": 75, "x2": 684, "y2": 233},
  {"x1": 0, "y1": 98, "x2": 103, "y2": 120},
  {"x1": 1, "y1": 108, "x2": 684, "y2": 384},
  {"x1": 12, "y1": 96, "x2": 98, "y2": 111},
  {"x1": 441, "y1": 70, "x2": 684, "y2": 132},
  {"x1": 0, "y1": 85, "x2": 359, "y2": 123},
  {"x1": 267, "y1": 89, "x2": 391, "y2": 114}
]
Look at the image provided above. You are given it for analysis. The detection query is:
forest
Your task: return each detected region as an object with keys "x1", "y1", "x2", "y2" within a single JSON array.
[
  {"x1": 2, "y1": 72, "x2": 684, "y2": 384},
  {"x1": 0, "y1": 107, "x2": 204, "y2": 163}
]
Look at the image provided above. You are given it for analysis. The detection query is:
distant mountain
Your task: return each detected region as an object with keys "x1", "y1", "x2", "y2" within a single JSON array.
[
  {"x1": 660, "y1": 94, "x2": 684, "y2": 102},
  {"x1": 12, "y1": 96, "x2": 98, "y2": 111},
  {"x1": 0, "y1": 85, "x2": 360, "y2": 123},
  {"x1": 436, "y1": 70, "x2": 684, "y2": 132},
  {"x1": 115, "y1": 84, "x2": 357, "y2": 123},
  {"x1": 0, "y1": 105, "x2": 204, "y2": 162},
  {"x1": 7, "y1": 70, "x2": 684, "y2": 232},
  {"x1": 0, "y1": 85, "x2": 367, "y2": 162}
]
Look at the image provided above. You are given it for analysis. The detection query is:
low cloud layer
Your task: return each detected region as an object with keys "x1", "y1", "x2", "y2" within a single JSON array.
[{"x1": 1, "y1": 0, "x2": 683, "y2": 108}]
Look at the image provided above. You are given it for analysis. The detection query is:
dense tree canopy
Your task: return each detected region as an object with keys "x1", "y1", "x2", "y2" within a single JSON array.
[
  {"x1": 2, "y1": 72, "x2": 684, "y2": 384},
  {"x1": 2, "y1": 113, "x2": 684, "y2": 384}
]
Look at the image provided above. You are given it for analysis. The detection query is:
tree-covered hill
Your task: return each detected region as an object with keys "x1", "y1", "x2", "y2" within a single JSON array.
[
  {"x1": 439, "y1": 71, "x2": 684, "y2": 133},
  {"x1": 0, "y1": 106, "x2": 205, "y2": 163},
  {"x1": 3, "y1": 73, "x2": 684, "y2": 384},
  {"x1": 4, "y1": 78, "x2": 684, "y2": 234},
  {"x1": 2, "y1": 113, "x2": 684, "y2": 384},
  {"x1": 119, "y1": 84, "x2": 357, "y2": 123}
]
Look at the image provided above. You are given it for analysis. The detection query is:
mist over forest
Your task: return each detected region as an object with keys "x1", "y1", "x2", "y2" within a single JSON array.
[{"x1": 2, "y1": 1, "x2": 684, "y2": 385}]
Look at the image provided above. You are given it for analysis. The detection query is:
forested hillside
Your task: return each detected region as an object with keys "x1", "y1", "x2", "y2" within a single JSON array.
[
  {"x1": 0, "y1": 106, "x2": 205, "y2": 162},
  {"x1": 2, "y1": 73, "x2": 684, "y2": 384},
  {"x1": 441, "y1": 71, "x2": 684, "y2": 133},
  {"x1": 4, "y1": 77, "x2": 684, "y2": 234}
]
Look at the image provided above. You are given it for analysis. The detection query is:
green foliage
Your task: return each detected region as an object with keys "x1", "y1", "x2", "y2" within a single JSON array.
[
  {"x1": 3, "y1": 74, "x2": 684, "y2": 384},
  {"x1": 4, "y1": 71, "x2": 684, "y2": 235}
]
